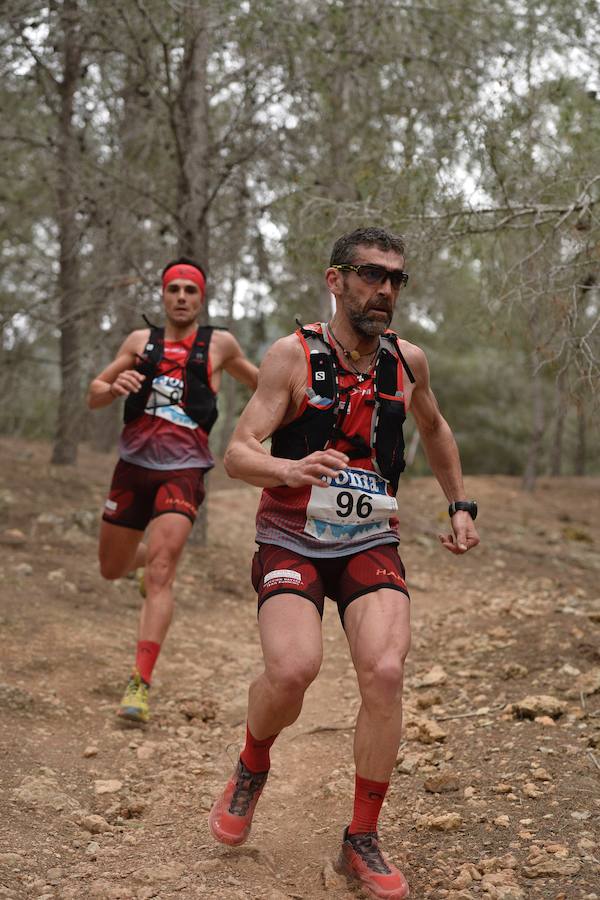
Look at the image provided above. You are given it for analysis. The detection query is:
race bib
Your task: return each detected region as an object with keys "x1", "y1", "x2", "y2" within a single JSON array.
[
  {"x1": 304, "y1": 467, "x2": 398, "y2": 543},
  {"x1": 145, "y1": 374, "x2": 197, "y2": 430}
]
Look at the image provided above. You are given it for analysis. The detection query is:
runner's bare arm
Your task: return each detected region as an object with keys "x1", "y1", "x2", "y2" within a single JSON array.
[
  {"x1": 86, "y1": 330, "x2": 148, "y2": 410},
  {"x1": 405, "y1": 343, "x2": 480, "y2": 555},
  {"x1": 220, "y1": 332, "x2": 259, "y2": 389},
  {"x1": 224, "y1": 337, "x2": 349, "y2": 488}
]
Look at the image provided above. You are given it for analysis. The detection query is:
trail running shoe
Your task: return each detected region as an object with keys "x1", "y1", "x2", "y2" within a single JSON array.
[
  {"x1": 117, "y1": 670, "x2": 150, "y2": 724},
  {"x1": 136, "y1": 569, "x2": 146, "y2": 598},
  {"x1": 208, "y1": 758, "x2": 268, "y2": 846},
  {"x1": 337, "y1": 827, "x2": 409, "y2": 899}
]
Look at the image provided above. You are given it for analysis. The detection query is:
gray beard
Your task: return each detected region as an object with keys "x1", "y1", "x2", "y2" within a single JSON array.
[{"x1": 347, "y1": 306, "x2": 391, "y2": 337}]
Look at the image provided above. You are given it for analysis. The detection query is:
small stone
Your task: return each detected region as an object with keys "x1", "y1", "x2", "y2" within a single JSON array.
[
  {"x1": 14, "y1": 563, "x2": 33, "y2": 577},
  {"x1": 0, "y1": 529, "x2": 26, "y2": 546},
  {"x1": 494, "y1": 783, "x2": 513, "y2": 794},
  {"x1": 523, "y1": 783, "x2": 542, "y2": 799},
  {"x1": 416, "y1": 689, "x2": 443, "y2": 709},
  {"x1": 523, "y1": 852, "x2": 581, "y2": 878},
  {"x1": 464, "y1": 786, "x2": 476, "y2": 799},
  {"x1": 570, "y1": 810, "x2": 592, "y2": 821},
  {"x1": 79, "y1": 814, "x2": 112, "y2": 834},
  {"x1": 534, "y1": 715, "x2": 556, "y2": 727},
  {"x1": 417, "y1": 665, "x2": 448, "y2": 687},
  {"x1": 46, "y1": 867, "x2": 63, "y2": 884},
  {"x1": 531, "y1": 768, "x2": 551, "y2": 782},
  {"x1": 494, "y1": 815, "x2": 511, "y2": 828},
  {"x1": 47, "y1": 569, "x2": 65, "y2": 582},
  {"x1": 423, "y1": 771, "x2": 459, "y2": 793},
  {"x1": 83, "y1": 746, "x2": 98, "y2": 758},
  {"x1": 513, "y1": 695, "x2": 567, "y2": 720},
  {"x1": 578, "y1": 837, "x2": 597, "y2": 851},
  {"x1": 94, "y1": 780, "x2": 122, "y2": 795},
  {"x1": 408, "y1": 717, "x2": 448, "y2": 744},
  {"x1": 86, "y1": 841, "x2": 100, "y2": 857},
  {"x1": 422, "y1": 812, "x2": 463, "y2": 831},
  {"x1": 501, "y1": 663, "x2": 528, "y2": 680}
]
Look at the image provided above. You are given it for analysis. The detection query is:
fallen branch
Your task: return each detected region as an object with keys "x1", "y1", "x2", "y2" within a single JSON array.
[
  {"x1": 435, "y1": 704, "x2": 505, "y2": 722},
  {"x1": 588, "y1": 751, "x2": 600, "y2": 773}
]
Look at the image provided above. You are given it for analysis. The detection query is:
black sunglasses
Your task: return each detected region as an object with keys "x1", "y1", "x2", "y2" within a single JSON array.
[{"x1": 333, "y1": 263, "x2": 409, "y2": 290}]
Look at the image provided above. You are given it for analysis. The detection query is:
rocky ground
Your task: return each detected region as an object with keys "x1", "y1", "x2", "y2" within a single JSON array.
[{"x1": 0, "y1": 435, "x2": 599, "y2": 900}]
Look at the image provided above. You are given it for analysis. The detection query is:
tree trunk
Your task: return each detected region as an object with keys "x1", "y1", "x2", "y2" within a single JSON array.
[
  {"x1": 574, "y1": 399, "x2": 586, "y2": 476},
  {"x1": 549, "y1": 368, "x2": 566, "y2": 476},
  {"x1": 176, "y1": 6, "x2": 211, "y2": 543},
  {"x1": 521, "y1": 350, "x2": 545, "y2": 491},
  {"x1": 51, "y1": 0, "x2": 83, "y2": 465},
  {"x1": 177, "y1": 6, "x2": 210, "y2": 271}
]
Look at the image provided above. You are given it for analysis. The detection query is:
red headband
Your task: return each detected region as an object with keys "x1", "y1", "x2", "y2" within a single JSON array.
[{"x1": 162, "y1": 264, "x2": 206, "y2": 295}]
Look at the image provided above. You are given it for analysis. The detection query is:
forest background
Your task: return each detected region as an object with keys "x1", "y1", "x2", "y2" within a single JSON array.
[{"x1": 1, "y1": 0, "x2": 599, "y2": 490}]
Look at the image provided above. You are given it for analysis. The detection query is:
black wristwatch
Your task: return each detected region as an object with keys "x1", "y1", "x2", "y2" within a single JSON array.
[{"x1": 448, "y1": 500, "x2": 478, "y2": 520}]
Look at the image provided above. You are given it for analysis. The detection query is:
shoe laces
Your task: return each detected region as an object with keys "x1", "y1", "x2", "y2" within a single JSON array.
[
  {"x1": 347, "y1": 832, "x2": 391, "y2": 875},
  {"x1": 229, "y1": 761, "x2": 268, "y2": 815}
]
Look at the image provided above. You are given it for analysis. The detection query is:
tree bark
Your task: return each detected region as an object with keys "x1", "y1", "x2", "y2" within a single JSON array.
[
  {"x1": 175, "y1": 6, "x2": 211, "y2": 542},
  {"x1": 574, "y1": 399, "x2": 586, "y2": 476},
  {"x1": 521, "y1": 347, "x2": 546, "y2": 492},
  {"x1": 549, "y1": 368, "x2": 566, "y2": 476},
  {"x1": 51, "y1": 0, "x2": 84, "y2": 465}
]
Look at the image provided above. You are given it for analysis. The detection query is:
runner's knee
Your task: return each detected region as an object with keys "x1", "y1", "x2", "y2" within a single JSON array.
[
  {"x1": 145, "y1": 549, "x2": 179, "y2": 590},
  {"x1": 99, "y1": 556, "x2": 128, "y2": 581},
  {"x1": 266, "y1": 655, "x2": 321, "y2": 698},
  {"x1": 358, "y1": 653, "x2": 407, "y2": 708}
]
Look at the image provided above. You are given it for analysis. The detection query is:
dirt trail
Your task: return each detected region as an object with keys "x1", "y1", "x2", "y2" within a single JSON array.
[{"x1": 1, "y1": 437, "x2": 599, "y2": 900}]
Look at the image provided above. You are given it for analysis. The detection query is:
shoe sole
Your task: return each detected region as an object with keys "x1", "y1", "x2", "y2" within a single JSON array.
[
  {"x1": 208, "y1": 802, "x2": 251, "y2": 846},
  {"x1": 335, "y1": 853, "x2": 410, "y2": 900},
  {"x1": 117, "y1": 707, "x2": 149, "y2": 725}
]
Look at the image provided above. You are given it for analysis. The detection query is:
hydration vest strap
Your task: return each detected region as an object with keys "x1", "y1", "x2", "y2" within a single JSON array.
[
  {"x1": 297, "y1": 324, "x2": 338, "y2": 410},
  {"x1": 384, "y1": 331, "x2": 415, "y2": 384}
]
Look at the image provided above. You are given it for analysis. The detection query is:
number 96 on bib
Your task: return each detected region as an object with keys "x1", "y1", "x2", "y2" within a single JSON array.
[{"x1": 305, "y1": 467, "x2": 399, "y2": 543}]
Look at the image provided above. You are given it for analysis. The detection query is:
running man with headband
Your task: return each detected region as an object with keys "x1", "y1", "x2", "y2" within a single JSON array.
[
  {"x1": 87, "y1": 257, "x2": 258, "y2": 723},
  {"x1": 208, "y1": 228, "x2": 479, "y2": 899}
]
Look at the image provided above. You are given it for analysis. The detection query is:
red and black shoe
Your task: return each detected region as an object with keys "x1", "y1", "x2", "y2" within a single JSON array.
[
  {"x1": 208, "y1": 758, "x2": 268, "y2": 846},
  {"x1": 337, "y1": 827, "x2": 410, "y2": 899}
]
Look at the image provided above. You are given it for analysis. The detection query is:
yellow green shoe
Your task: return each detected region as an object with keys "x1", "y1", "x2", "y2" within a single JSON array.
[
  {"x1": 136, "y1": 569, "x2": 146, "y2": 598},
  {"x1": 117, "y1": 670, "x2": 150, "y2": 724}
]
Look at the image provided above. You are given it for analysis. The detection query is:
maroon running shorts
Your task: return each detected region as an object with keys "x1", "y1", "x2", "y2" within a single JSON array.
[
  {"x1": 102, "y1": 459, "x2": 206, "y2": 530},
  {"x1": 251, "y1": 542, "x2": 409, "y2": 623}
]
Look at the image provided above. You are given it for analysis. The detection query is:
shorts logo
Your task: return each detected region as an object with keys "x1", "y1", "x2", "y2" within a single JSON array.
[
  {"x1": 376, "y1": 567, "x2": 403, "y2": 581},
  {"x1": 263, "y1": 569, "x2": 302, "y2": 585},
  {"x1": 164, "y1": 497, "x2": 196, "y2": 514},
  {"x1": 104, "y1": 499, "x2": 118, "y2": 512}
]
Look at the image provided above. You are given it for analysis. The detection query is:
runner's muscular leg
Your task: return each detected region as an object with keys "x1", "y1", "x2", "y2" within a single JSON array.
[
  {"x1": 344, "y1": 589, "x2": 411, "y2": 781},
  {"x1": 247, "y1": 594, "x2": 323, "y2": 740},
  {"x1": 138, "y1": 513, "x2": 192, "y2": 644},
  {"x1": 99, "y1": 521, "x2": 147, "y2": 580}
]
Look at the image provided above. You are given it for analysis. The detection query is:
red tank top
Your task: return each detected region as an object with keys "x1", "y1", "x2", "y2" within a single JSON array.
[
  {"x1": 119, "y1": 332, "x2": 215, "y2": 471},
  {"x1": 256, "y1": 337, "x2": 401, "y2": 557}
]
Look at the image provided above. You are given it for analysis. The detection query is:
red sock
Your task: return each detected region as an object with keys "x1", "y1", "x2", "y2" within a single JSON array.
[
  {"x1": 240, "y1": 723, "x2": 278, "y2": 773},
  {"x1": 135, "y1": 641, "x2": 161, "y2": 685},
  {"x1": 348, "y1": 774, "x2": 389, "y2": 835}
]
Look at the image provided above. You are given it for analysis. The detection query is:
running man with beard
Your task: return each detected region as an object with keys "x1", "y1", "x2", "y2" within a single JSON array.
[
  {"x1": 87, "y1": 257, "x2": 258, "y2": 723},
  {"x1": 208, "y1": 228, "x2": 479, "y2": 899}
]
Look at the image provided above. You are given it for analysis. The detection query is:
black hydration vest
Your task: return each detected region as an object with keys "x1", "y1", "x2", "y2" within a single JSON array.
[
  {"x1": 271, "y1": 324, "x2": 415, "y2": 494},
  {"x1": 123, "y1": 325, "x2": 219, "y2": 434}
]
